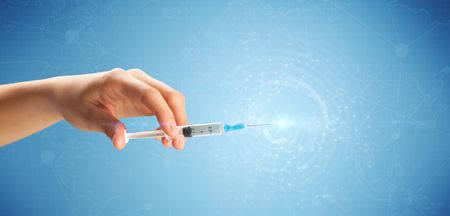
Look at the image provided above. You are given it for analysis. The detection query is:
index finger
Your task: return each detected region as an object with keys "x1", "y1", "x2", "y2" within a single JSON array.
[
  {"x1": 128, "y1": 69, "x2": 188, "y2": 126},
  {"x1": 111, "y1": 72, "x2": 179, "y2": 138}
]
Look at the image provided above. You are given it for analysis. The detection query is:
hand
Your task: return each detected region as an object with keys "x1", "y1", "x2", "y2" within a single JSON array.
[{"x1": 50, "y1": 68, "x2": 188, "y2": 150}]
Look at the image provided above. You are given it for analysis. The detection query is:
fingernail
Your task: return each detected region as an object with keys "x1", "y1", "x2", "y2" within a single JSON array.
[
  {"x1": 166, "y1": 137, "x2": 173, "y2": 147},
  {"x1": 170, "y1": 122, "x2": 179, "y2": 136},
  {"x1": 164, "y1": 134, "x2": 172, "y2": 142},
  {"x1": 162, "y1": 138, "x2": 170, "y2": 147}
]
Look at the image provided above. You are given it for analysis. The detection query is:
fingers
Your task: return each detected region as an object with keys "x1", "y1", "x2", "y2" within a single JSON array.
[
  {"x1": 153, "y1": 90, "x2": 186, "y2": 150},
  {"x1": 140, "y1": 88, "x2": 179, "y2": 139},
  {"x1": 109, "y1": 122, "x2": 127, "y2": 150},
  {"x1": 128, "y1": 69, "x2": 188, "y2": 124},
  {"x1": 106, "y1": 68, "x2": 187, "y2": 150},
  {"x1": 161, "y1": 137, "x2": 171, "y2": 147},
  {"x1": 164, "y1": 92, "x2": 187, "y2": 150},
  {"x1": 93, "y1": 108, "x2": 127, "y2": 150},
  {"x1": 128, "y1": 69, "x2": 188, "y2": 150}
]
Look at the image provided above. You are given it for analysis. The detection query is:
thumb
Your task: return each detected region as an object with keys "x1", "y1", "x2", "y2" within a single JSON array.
[
  {"x1": 95, "y1": 110, "x2": 127, "y2": 150},
  {"x1": 103, "y1": 121, "x2": 127, "y2": 150}
]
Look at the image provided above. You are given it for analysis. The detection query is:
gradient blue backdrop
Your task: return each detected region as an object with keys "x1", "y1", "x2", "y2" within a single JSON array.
[{"x1": 1, "y1": 0, "x2": 450, "y2": 215}]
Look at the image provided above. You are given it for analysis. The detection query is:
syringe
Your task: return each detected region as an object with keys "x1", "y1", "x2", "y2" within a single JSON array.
[{"x1": 125, "y1": 122, "x2": 272, "y2": 143}]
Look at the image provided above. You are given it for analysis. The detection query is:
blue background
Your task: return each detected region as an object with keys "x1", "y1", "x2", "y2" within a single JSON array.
[{"x1": 1, "y1": 0, "x2": 450, "y2": 215}]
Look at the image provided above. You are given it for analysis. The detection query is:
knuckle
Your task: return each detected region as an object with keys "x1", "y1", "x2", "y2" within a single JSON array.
[
  {"x1": 166, "y1": 90, "x2": 185, "y2": 104},
  {"x1": 128, "y1": 68, "x2": 146, "y2": 76},
  {"x1": 102, "y1": 125, "x2": 115, "y2": 139},
  {"x1": 140, "y1": 86, "x2": 161, "y2": 100},
  {"x1": 143, "y1": 86, "x2": 160, "y2": 96},
  {"x1": 104, "y1": 68, "x2": 129, "y2": 86},
  {"x1": 109, "y1": 68, "x2": 126, "y2": 75}
]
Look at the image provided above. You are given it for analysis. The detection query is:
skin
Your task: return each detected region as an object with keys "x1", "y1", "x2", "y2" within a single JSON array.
[{"x1": 0, "y1": 68, "x2": 188, "y2": 150}]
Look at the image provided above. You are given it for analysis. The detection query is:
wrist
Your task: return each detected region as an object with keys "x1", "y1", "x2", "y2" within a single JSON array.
[{"x1": 38, "y1": 76, "x2": 65, "y2": 121}]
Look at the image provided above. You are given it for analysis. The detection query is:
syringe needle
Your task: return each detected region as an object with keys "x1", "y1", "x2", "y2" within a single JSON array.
[{"x1": 246, "y1": 123, "x2": 273, "y2": 127}]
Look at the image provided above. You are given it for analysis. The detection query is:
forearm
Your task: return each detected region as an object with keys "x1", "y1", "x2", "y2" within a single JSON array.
[
  {"x1": 0, "y1": 69, "x2": 189, "y2": 150},
  {"x1": 0, "y1": 78, "x2": 63, "y2": 146}
]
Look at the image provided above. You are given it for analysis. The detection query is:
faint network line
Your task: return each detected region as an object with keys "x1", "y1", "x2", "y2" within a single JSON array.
[
  {"x1": 83, "y1": 1, "x2": 114, "y2": 28},
  {"x1": 117, "y1": 207, "x2": 150, "y2": 216},
  {"x1": 0, "y1": 60, "x2": 50, "y2": 64},
  {"x1": 108, "y1": 0, "x2": 155, "y2": 30},
  {"x1": 409, "y1": 23, "x2": 443, "y2": 46},
  {"x1": 179, "y1": 0, "x2": 235, "y2": 48},
  {"x1": 165, "y1": 161, "x2": 173, "y2": 216},
  {"x1": 414, "y1": 156, "x2": 450, "y2": 195},
  {"x1": 79, "y1": 40, "x2": 141, "y2": 68},
  {"x1": 336, "y1": 5, "x2": 395, "y2": 46},
  {"x1": 0, "y1": 16, "x2": 71, "y2": 75},
  {"x1": 368, "y1": 57, "x2": 398, "y2": 86},
  {"x1": 390, "y1": 1, "x2": 447, "y2": 46},
  {"x1": 394, "y1": 56, "x2": 403, "y2": 156},
  {"x1": 349, "y1": 168, "x2": 397, "y2": 204},
  {"x1": 333, "y1": 199, "x2": 351, "y2": 216},
  {"x1": 387, "y1": 2, "x2": 400, "y2": 42},
  {"x1": 0, "y1": 16, "x2": 60, "y2": 34},
  {"x1": 52, "y1": 165, "x2": 76, "y2": 215},
  {"x1": 0, "y1": 15, "x2": 139, "y2": 69},
  {"x1": 337, "y1": 87, "x2": 450, "y2": 136}
]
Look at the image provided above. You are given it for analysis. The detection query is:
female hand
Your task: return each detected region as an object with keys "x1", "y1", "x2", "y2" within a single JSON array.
[
  {"x1": 0, "y1": 68, "x2": 188, "y2": 150},
  {"x1": 52, "y1": 68, "x2": 188, "y2": 150}
]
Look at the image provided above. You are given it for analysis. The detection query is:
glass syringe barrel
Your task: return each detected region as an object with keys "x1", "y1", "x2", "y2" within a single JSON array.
[{"x1": 183, "y1": 122, "x2": 225, "y2": 137}]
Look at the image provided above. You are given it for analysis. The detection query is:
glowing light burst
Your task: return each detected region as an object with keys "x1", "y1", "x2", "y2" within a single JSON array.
[
  {"x1": 219, "y1": 66, "x2": 335, "y2": 188},
  {"x1": 210, "y1": 34, "x2": 353, "y2": 191},
  {"x1": 273, "y1": 119, "x2": 294, "y2": 127},
  {"x1": 254, "y1": 119, "x2": 297, "y2": 145}
]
